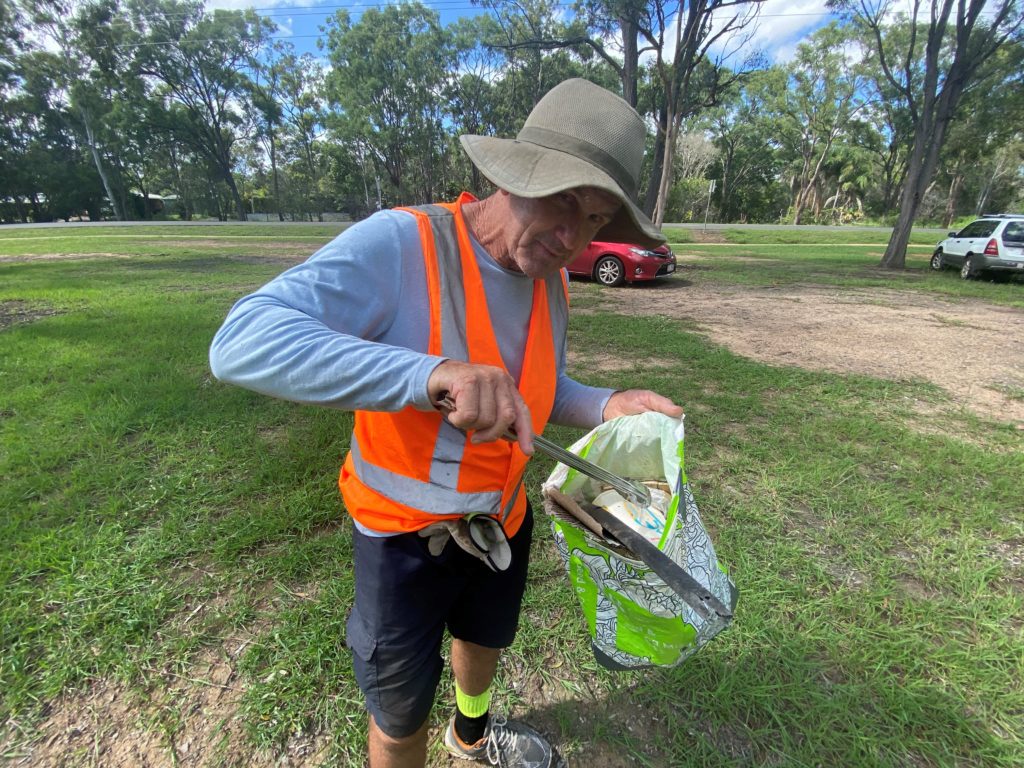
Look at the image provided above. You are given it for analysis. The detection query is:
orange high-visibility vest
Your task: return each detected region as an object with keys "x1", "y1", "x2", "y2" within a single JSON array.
[{"x1": 338, "y1": 193, "x2": 566, "y2": 538}]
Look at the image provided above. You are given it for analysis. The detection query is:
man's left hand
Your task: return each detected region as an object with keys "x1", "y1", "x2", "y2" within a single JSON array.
[{"x1": 602, "y1": 389, "x2": 684, "y2": 421}]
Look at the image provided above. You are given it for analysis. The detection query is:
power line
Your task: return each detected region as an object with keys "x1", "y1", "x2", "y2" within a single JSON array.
[{"x1": 28, "y1": 2, "x2": 1014, "y2": 54}]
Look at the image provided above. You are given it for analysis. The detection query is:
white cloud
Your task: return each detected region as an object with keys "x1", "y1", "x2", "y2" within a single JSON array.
[
  {"x1": 205, "y1": 0, "x2": 322, "y2": 11},
  {"x1": 636, "y1": 0, "x2": 836, "y2": 68},
  {"x1": 752, "y1": 0, "x2": 835, "y2": 61}
]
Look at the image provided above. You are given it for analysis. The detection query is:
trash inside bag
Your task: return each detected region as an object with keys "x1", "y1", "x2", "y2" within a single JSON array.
[
  {"x1": 542, "y1": 412, "x2": 737, "y2": 670},
  {"x1": 592, "y1": 485, "x2": 672, "y2": 546}
]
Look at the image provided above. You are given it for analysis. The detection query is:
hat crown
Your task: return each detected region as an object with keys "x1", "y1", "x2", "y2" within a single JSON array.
[{"x1": 516, "y1": 79, "x2": 645, "y2": 198}]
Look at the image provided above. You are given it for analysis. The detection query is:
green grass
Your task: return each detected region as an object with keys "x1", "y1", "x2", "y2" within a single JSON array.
[
  {"x1": 717, "y1": 227, "x2": 945, "y2": 245},
  {"x1": 665, "y1": 240, "x2": 1024, "y2": 308},
  {"x1": 1, "y1": 225, "x2": 1022, "y2": 766}
]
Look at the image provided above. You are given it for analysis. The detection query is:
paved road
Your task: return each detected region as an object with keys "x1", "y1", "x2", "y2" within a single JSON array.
[
  {"x1": 0, "y1": 219, "x2": 352, "y2": 230},
  {"x1": 0, "y1": 219, "x2": 948, "y2": 236}
]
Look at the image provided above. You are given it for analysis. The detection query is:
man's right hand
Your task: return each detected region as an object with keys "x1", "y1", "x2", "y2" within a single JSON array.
[{"x1": 427, "y1": 360, "x2": 534, "y2": 455}]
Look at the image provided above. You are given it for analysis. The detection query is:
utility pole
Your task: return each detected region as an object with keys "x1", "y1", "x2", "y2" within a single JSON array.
[{"x1": 703, "y1": 180, "x2": 717, "y2": 231}]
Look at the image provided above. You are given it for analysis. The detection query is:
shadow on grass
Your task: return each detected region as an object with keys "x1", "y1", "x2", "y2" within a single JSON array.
[{"x1": 516, "y1": 632, "x2": 1013, "y2": 767}]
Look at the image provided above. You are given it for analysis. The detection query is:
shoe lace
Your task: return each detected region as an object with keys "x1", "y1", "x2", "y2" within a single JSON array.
[{"x1": 485, "y1": 714, "x2": 515, "y2": 768}]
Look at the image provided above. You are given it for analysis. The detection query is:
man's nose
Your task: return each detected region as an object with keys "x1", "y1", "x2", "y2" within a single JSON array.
[{"x1": 555, "y1": 216, "x2": 584, "y2": 251}]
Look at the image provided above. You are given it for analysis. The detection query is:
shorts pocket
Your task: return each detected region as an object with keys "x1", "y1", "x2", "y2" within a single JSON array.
[
  {"x1": 346, "y1": 609, "x2": 377, "y2": 659},
  {"x1": 346, "y1": 609, "x2": 380, "y2": 707}
]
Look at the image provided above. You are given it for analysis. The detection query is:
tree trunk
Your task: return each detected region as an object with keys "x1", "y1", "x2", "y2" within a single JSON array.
[
  {"x1": 82, "y1": 114, "x2": 125, "y2": 221},
  {"x1": 719, "y1": 145, "x2": 733, "y2": 222},
  {"x1": 221, "y1": 165, "x2": 247, "y2": 221},
  {"x1": 269, "y1": 129, "x2": 283, "y2": 222},
  {"x1": 653, "y1": 112, "x2": 680, "y2": 227},
  {"x1": 942, "y1": 171, "x2": 963, "y2": 228},
  {"x1": 881, "y1": 97, "x2": 957, "y2": 268},
  {"x1": 619, "y1": 14, "x2": 638, "y2": 108},
  {"x1": 643, "y1": 105, "x2": 668, "y2": 217},
  {"x1": 30, "y1": 193, "x2": 44, "y2": 222}
]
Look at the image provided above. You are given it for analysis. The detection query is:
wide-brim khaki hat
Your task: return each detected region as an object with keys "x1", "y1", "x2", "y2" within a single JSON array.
[{"x1": 460, "y1": 78, "x2": 665, "y2": 248}]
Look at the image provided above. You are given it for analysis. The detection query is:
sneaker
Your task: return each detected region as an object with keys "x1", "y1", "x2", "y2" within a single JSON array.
[{"x1": 443, "y1": 713, "x2": 555, "y2": 767}]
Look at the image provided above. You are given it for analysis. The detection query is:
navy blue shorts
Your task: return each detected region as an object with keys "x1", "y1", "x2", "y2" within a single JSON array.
[{"x1": 345, "y1": 507, "x2": 534, "y2": 738}]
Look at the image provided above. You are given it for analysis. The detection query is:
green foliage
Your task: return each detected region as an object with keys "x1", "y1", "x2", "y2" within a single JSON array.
[
  {"x1": 323, "y1": 3, "x2": 453, "y2": 207},
  {"x1": 1, "y1": 1, "x2": 1022, "y2": 230}
]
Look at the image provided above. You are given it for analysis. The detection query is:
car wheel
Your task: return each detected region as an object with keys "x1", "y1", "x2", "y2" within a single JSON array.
[
  {"x1": 594, "y1": 256, "x2": 625, "y2": 286},
  {"x1": 960, "y1": 254, "x2": 979, "y2": 280},
  {"x1": 930, "y1": 249, "x2": 944, "y2": 270}
]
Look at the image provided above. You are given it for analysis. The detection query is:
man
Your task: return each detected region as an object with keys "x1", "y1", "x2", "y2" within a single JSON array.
[{"x1": 209, "y1": 78, "x2": 682, "y2": 768}]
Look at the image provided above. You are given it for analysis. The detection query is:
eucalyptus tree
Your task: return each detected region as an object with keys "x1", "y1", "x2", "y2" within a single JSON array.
[
  {"x1": 0, "y1": 0, "x2": 19, "y2": 91},
  {"x1": 323, "y1": 3, "x2": 453, "y2": 206},
  {"x1": 818, "y1": 124, "x2": 876, "y2": 222},
  {"x1": 476, "y1": 0, "x2": 767, "y2": 225},
  {"x1": 469, "y1": 0, "x2": 603, "y2": 139},
  {"x1": 708, "y1": 69, "x2": 786, "y2": 223},
  {"x1": 250, "y1": 44, "x2": 287, "y2": 221},
  {"x1": 18, "y1": 0, "x2": 135, "y2": 219},
  {"x1": 127, "y1": 0, "x2": 274, "y2": 221},
  {"x1": 446, "y1": 15, "x2": 507, "y2": 193},
  {"x1": 830, "y1": 0, "x2": 1024, "y2": 268},
  {"x1": 776, "y1": 22, "x2": 867, "y2": 224},
  {"x1": 274, "y1": 51, "x2": 328, "y2": 220},
  {"x1": 633, "y1": 0, "x2": 766, "y2": 226},
  {"x1": 6, "y1": 48, "x2": 108, "y2": 220},
  {"x1": 1, "y1": 0, "x2": 25, "y2": 216},
  {"x1": 935, "y1": 41, "x2": 1024, "y2": 223}
]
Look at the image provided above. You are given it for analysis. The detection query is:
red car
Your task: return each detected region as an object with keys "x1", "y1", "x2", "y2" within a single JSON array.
[{"x1": 566, "y1": 240, "x2": 677, "y2": 286}]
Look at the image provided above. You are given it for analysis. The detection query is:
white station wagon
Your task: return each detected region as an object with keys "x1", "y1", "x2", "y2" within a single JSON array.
[{"x1": 931, "y1": 214, "x2": 1024, "y2": 280}]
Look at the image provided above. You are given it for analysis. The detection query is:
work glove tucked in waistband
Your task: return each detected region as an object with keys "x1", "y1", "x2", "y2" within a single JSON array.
[{"x1": 418, "y1": 514, "x2": 512, "y2": 572}]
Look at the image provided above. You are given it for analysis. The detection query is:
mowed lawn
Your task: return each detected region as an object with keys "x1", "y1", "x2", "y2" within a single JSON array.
[{"x1": 1, "y1": 224, "x2": 1022, "y2": 767}]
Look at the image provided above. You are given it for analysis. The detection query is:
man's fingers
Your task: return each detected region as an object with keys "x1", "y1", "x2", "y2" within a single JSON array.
[
  {"x1": 431, "y1": 360, "x2": 534, "y2": 450},
  {"x1": 511, "y1": 395, "x2": 535, "y2": 455},
  {"x1": 603, "y1": 389, "x2": 684, "y2": 421},
  {"x1": 647, "y1": 391, "x2": 684, "y2": 417}
]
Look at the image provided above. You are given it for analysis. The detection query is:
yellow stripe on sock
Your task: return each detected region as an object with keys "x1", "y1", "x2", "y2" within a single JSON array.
[{"x1": 455, "y1": 681, "x2": 491, "y2": 719}]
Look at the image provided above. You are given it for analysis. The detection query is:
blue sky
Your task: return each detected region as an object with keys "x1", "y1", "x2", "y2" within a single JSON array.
[{"x1": 205, "y1": 0, "x2": 839, "y2": 65}]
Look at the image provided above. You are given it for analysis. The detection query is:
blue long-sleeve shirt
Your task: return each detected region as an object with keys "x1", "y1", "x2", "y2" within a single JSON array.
[{"x1": 209, "y1": 208, "x2": 613, "y2": 431}]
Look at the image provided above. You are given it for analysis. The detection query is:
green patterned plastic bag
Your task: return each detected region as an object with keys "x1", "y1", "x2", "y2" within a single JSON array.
[{"x1": 542, "y1": 412, "x2": 737, "y2": 670}]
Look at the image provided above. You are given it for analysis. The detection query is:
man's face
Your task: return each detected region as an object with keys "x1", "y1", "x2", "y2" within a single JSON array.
[{"x1": 498, "y1": 187, "x2": 622, "y2": 278}]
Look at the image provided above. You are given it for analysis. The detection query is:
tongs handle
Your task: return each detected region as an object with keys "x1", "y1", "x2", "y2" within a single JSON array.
[{"x1": 436, "y1": 393, "x2": 652, "y2": 508}]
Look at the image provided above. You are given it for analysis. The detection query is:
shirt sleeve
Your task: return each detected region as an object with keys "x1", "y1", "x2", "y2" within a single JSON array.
[
  {"x1": 551, "y1": 373, "x2": 613, "y2": 428},
  {"x1": 208, "y1": 211, "x2": 444, "y2": 412},
  {"x1": 547, "y1": 275, "x2": 614, "y2": 428}
]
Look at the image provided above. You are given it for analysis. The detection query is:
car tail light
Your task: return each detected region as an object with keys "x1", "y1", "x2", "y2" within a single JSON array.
[{"x1": 984, "y1": 238, "x2": 999, "y2": 256}]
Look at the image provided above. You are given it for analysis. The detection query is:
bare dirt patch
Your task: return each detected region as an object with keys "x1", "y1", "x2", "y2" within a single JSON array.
[
  {"x1": 155, "y1": 238, "x2": 320, "y2": 261},
  {"x1": 0, "y1": 299, "x2": 65, "y2": 331},
  {"x1": 8, "y1": 626, "x2": 329, "y2": 768},
  {"x1": 0, "y1": 252, "x2": 131, "y2": 263},
  {"x1": 0, "y1": 242, "x2": 316, "y2": 266},
  {"x1": 576, "y1": 278, "x2": 1024, "y2": 425},
  {"x1": 688, "y1": 229, "x2": 729, "y2": 244}
]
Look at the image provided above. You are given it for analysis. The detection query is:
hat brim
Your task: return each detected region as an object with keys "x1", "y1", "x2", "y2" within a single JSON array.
[{"x1": 460, "y1": 135, "x2": 666, "y2": 249}]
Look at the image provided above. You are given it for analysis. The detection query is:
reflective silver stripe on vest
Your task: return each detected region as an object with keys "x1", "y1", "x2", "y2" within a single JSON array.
[
  {"x1": 418, "y1": 205, "x2": 469, "y2": 363},
  {"x1": 350, "y1": 437, "x2": 502, "y2": 515},
  {"x1": 351, "y1": 204, "x2": 508, "y2": 518},
  {"x1": 430, "y1": 419, "x2": 466, "y2": 487},
  {"x1": 501, "y1": 478, "x2": 522, "y2": 524}
]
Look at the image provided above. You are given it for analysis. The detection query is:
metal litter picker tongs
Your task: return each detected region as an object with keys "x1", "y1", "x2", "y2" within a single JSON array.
[
  {"x1": 436, "y1": 393, "x2": 651, "y2": 507},
  {"x1": 438, "y1": 394, "x2": 732, "y2": 621}
]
